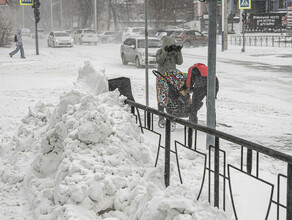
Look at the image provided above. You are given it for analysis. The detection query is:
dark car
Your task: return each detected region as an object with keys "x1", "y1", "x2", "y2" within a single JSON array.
[{"x1": 171, "y1": 30, "x2": 208, "y2": 47}]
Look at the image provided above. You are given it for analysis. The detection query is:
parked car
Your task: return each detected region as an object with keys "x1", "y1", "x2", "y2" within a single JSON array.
[
  {"x1": 155, "y1": 29, "x2": 177, "y2": 41},
  {"x1": 171, "y1": 30, "x2": 208, "y2": 47},
  {"x1": 72, "y1": 29, "x2": 99, "y2": 45},
  {"x1": 21, "y1": 28, "x2": 31, "y2": 37},
  {"x1": 32, "y1": 29, "x2": 45, "y2": 39},
  {"x1": 99, "y1": 31, "x2": 119, "y2": 43},
  {"x1": 121, "y1": 27, "x2": 144, "y2": 42},
  {"x1": 120, "y1": 37, "x2": 161, "y2": 68},
  {"x1": 47, "y1": 31, "x2": 73, "y2": 47}
]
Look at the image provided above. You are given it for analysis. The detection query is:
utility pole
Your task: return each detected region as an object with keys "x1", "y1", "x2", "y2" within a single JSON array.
[
  {"x1": 206, "y1": 0, "x2": 217, "y2": 149},
  {"x1": 94, "y1": 0, "x2": 97, "y2": 30},
  {"x1": 22, "y1": 6, "x2": 24, "y2": 28},
  {"x1": 60, "y1": 0, "x2": 63, "y2": 29},
  {"x1": 221, "y1": 0, "x2": 228, "y2": 51},
  {"x1": 32, "y1": 0, "x2": 41, "y2": 55},
  {"x1": 51, "y1": 0, "x2": 54, "y2": 31},
  {"x1": 241, "y1": 9, "x2": 246, "y2": 52},
  {"x1": 144, "y1": 0, "x2": 149, "y2": 107}
]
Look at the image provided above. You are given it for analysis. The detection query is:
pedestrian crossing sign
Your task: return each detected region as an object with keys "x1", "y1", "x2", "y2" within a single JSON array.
[
  {"x1": 239, "y1": 0, "x2": 251, "y2": 9},
  {"x1": 20, "y1": 0, "x2": 33, "y2": 6}
]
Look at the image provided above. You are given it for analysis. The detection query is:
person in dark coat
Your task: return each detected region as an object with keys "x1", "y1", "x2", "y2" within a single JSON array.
[
  {"x1": 186, "y1": 63, "x2": 219, "y2": 123},
  {"x1": 9, "y1": 29, "x2": 25, "y2": 58},
  {"x1": 156, "y1": 36, "x2": 183, "y2": 127}
]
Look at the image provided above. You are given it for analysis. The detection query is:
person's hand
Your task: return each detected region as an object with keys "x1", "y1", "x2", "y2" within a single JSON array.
[
  {"x1": 164, "y1": 46, "x2": 171, "y2": 52},
  {"x1": 175, "y1": 45, "x2": 183, "y2": 52}
]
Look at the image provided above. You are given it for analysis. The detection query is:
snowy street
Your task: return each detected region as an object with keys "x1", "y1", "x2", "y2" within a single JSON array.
[
  {"x1": 1, "y1": 37, "x2": 291, "y2": 150},
  {"x1": 0, "y1": 36, "x2": 292, "y2": 219}
]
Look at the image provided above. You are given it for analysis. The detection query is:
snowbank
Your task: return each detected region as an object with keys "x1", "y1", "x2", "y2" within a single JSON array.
[{"x1": 0, "y1": 61, "x2": 229, "y2": 220}]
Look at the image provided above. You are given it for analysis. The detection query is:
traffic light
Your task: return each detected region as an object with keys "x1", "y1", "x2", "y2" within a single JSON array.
[
  {"x1": 242, "y1": 12, "x2": 246, "y2": 23},
  {"x1": 32, "y1": 0, "x2": 41, "y2": 23},
  {"x1": 34, "y1": 8, "x2": 40, "y2": 23}
]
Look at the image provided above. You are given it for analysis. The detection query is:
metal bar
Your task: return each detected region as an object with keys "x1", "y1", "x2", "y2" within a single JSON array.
[
  {"x1": 208, "y1": 146, "x2": 211, "y2": 203},
  {"x1": 147, "y1": 112, "x2": 151, "y2": 129},
  {"x1": 125, "y1": 100, "x2": 292, "y2": 164},
  {"x1": 247, "y1": 148, "x2": 253, "y2": 175},
  {"x1": 184, "y1": 126, "x2": 187, "y2": 145},
  {"x1": 287, "y1": 163, "x2": 292, "y2": 220},
  {"x1": 256, "y1": 152, "x2": 259, "y2": 177},
  {"x1": 164, "y1": 119, "x2": 171, "y2": 187},
  {"x1": 277, "y1": 174, "x2": 280, "y2": 220},
  {"x1": 214, "y1": 137, "x2": 220, "y2": 208},
  {"x1": 194, "y1": 130, "x2": 198, "y2": 150},
  {"x1": 241, "y1": 146, "x2": 243, "y2": 170},
  {"x1": 188, "y1": 128, "x2": 192, "y2": 149}
]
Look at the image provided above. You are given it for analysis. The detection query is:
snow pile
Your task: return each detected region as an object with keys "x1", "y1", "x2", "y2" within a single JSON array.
[{"x1": 1, "y1": 61, "x2": 229, "y2": 220}]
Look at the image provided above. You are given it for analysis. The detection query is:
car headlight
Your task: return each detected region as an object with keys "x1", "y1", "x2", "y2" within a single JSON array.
[
  {"x1": 71, "y1": 39, "x2": 73, "y2": 42},
  {"x1": 55, "y1": 39, "x2": 59, "y2": 42}
]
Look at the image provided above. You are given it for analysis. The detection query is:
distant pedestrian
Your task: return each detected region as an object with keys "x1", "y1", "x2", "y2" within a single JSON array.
[
  {"x1": 156, "y1": 36, "x2": 183, "y2": 127},
  {"x1": 9, "y1": 28, "x2": 25, "y2": 58}
]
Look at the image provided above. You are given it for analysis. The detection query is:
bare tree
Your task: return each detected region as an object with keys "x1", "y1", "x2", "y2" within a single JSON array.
[{"x1": 0, "y1": 16, "x2": 12, "y2": 47}]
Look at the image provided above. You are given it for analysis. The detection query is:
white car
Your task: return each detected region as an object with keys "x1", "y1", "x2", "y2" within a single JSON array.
[
  {"x1": 47, "y1": 31, "x2": 73, "y2": 47},
  {"x1": 32, "y1": 29, "x2": 45, "y2": 39},
  {"x1": 72, "y1": 29, "x2": 99, "y2": 45},
  {"x1": 121, "y1": 27, "x2": 144, "y2": 42},
  {"x1": 120, "y1": 37, "x2": 161, "y2": 68}
]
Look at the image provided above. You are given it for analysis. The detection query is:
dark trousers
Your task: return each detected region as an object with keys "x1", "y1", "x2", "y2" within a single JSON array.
[{"x1": 189, "y1": 87, "x2": 207, "y2": 123}]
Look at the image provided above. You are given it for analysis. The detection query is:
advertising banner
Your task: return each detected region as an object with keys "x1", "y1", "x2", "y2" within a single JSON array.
[
  {"x1": 245, "y1": 13, "x2": 287, "y2": 32},
  {"x1": 20, "y1": 0, "x2": 33, "y2": 6},
  {"x1": 287, "y1": 3, "x2": 292, "y2": 31}
]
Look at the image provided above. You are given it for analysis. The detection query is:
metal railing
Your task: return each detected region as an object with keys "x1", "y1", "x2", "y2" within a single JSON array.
[
  {"x1": 229, "y1": 35, "x2": 292, "y2": 48},
  {"x1": 125, "y1": 99, "x2": 292, "y2": 220}
]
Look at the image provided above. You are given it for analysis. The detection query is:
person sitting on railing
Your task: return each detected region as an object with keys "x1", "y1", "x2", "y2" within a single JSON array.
[{"x1": 156, "y1": 36, "x2": 183, "y2": 128}]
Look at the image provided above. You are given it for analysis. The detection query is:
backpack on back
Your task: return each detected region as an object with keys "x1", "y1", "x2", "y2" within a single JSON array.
[{"x1": 14, "y1": 34, "x2": 17, "y2": 42}]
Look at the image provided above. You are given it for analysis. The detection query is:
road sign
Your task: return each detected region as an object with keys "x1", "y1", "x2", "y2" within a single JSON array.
[
  {"x1": 20, "y1": 0, "x2": 33, "y2": 6},
  {"x1": 0, "y1": 0, "x2": 7, "y2": 6},
  {"x1": 239, "y1": 0, "x2": 251, "y2": 9}
]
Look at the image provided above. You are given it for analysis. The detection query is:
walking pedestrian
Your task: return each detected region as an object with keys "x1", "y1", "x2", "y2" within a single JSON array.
[
  {"x1": 156, "y1": 36, "x2": 183, "y2": 127},
  {"x1": 9, "y1": 29, "x2": 25, "y2": 59}
]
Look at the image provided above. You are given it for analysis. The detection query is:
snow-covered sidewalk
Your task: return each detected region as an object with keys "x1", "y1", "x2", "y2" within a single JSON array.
[{"x1": 0, "y1": 38, "x2": 291, "y2": 219}]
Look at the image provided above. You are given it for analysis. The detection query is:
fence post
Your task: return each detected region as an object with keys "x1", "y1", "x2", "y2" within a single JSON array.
[
  {"x1": 285, "y1": 36, "x2": 287, "y2": 48},
  {"x1": 188, "y1": 128, "x2": 193, "y2": 148},
  {"x1": 287, "y1": 163, "x2": 292, "y2": 220},
  {"x1": 261, "y1": 36, "x2": 263, "y2": 46},
  {"x1": 279, "y1": 36, "x2": 280, "y2": 47},
  {"x1": 164, "y1": 119, "x2": 171, "y2": 187},
  {"x1": 272, "y1": 36, "x2": 274, "y2": 47},
  {"x1": 147, "y1": 112, "x2": 151, "y2": 129},
  {"x1": 255, "y1": 37, "x2": 257, "y2": 46},
  {"x1": 266, "y1": 36, "x2": 268, "y2": 46},
  {"x1": 214, "y1": 136, "x2": 220, "y2": 208},
  {"x1": 247, "y1": 149, "x2": 253, "y2": 174}
]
